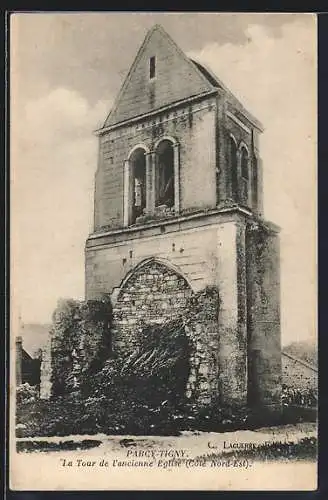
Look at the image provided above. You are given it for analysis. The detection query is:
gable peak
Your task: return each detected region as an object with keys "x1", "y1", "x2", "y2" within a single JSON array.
[
  {"x1": 146, "y1": 24, "x2": 171, "y2": 38},
  {"x1": 101, "y1": 23, "x2": 216, "y2": 129},
  {"x1": 148, "y1": 23, "x2": 165, "y2": 33}
]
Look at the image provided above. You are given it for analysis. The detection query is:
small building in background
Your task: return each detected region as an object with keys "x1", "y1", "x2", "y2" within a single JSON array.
[
  {"x1": 15, "y1": 336, "x2": 41, "y2": 387},
  {"x1": 282, "y1": 351, "x2": 317, "y2": 393}
]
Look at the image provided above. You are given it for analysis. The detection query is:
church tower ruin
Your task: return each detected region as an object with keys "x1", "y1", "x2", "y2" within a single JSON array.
[{"x1": 85, "y1": 25, "x2": 282, "y2": 414}]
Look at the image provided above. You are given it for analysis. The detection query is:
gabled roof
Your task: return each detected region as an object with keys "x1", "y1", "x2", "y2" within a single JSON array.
[
  {"x1": 99, "y1": 24, "x2": 263, "y2": 133},
  {"x1": 102, "y1": 24, "x2": 217, "y2": 129},
  {"x1": 282, "y1": 351, "x2": 318, "y2": 373},
  {"x1": 22, "y1": 349, "x2": 33, "y2": 362},
  {"x1": 189, "y1": 59, "x2": 263, "y2": 131}
]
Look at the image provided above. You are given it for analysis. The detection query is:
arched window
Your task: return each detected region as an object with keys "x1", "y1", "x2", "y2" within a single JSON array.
[
  {"x1": 129, "y1": 148, "x2": 146, "y2": 223},
  {"x1": 229, "y1": 136, "x2": 238, "y2": 202},
  {"x1": 240, "y1": 146, "x2": 250, "y2": 206},
  {"x1": 155, "y1": 140, "x2": 174, "y2": 208},
  {"x1": 252, "y1": 155, "x2": 258, "y2": 209}
]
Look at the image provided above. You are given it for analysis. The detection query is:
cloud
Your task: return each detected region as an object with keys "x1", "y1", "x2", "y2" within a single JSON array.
[
  {"x1": 11, "y1": 88, "x2": 112, "y2": 323},
  {"x1": 188, "y1": 19, "x2": 317, "y2": 343}
]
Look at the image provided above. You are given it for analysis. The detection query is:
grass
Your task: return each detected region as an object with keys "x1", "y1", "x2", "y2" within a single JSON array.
[
  {"x1": 201, "y1": 437, "x2": 317, "y2": 463},
  {"x1": 16, "y1": 393, "x2": 317, "y2": 439},
  {"x1": 16, "y1": 439, "x2": 102, "y2": 453}
]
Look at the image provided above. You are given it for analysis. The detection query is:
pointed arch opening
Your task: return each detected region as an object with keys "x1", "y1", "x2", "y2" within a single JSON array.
[{"x1": 117, "y1": 257, "x2": 194, "y2": 295}]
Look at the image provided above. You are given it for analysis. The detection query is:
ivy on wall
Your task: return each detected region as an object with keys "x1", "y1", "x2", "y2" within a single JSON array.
[
  {"x1": 88, "y1": 317, "x2": 192, "y2": 406},
  {"x1": 49, "y1": 285, "x2": 220, "y2": 404},
  {"x1": 50, "y1": 294, "x2": 113, "y2": 397}
]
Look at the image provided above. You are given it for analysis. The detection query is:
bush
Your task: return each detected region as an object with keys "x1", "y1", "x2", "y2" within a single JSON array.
[
  {"x1": 281, "y1": 386, "x2": 317, "y2": 408},
  {"x1": 204, "y1": 437, "x2": 317, "y2": 462},
  {"x1": 16, "y1": 319, "x2": 192, "y2": 437},
  {"x1": 15, "y1": 394, "x2": 264, "y2": 438},
  {"x1": 16, "y1": 394, "x2": 183, "y2": 438},
  {"x1": 16, "y1": 383, "x2": 39, "y2": 405},
  {"x1": 85, "y1": 318, "x2": 192, "y2": 405}
]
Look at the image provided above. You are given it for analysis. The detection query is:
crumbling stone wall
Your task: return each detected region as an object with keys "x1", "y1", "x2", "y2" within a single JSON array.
[
  {"x1": 246, "y1": 222, "x2": 281, "y2": 412},
  {"x1": 112, "y1": 259, "x2": 220, "y2": 405},
  {"x1": 112, "y1": 260, "x2": 193, "y2": 355},
  {"x1": 185, "y1": 287, "x2": 220, "y2": 404},
  {"x1": 47, "y1": 298, "x2": 112, "y2": 397}
]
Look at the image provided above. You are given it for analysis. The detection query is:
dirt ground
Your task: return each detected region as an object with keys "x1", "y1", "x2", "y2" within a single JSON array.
[
  {"x1": 11, "y1": 422, "x2": 318, "y2": 491},
  {"x1": 15, "y1": 421, "x2": 317, "y2": 456}
]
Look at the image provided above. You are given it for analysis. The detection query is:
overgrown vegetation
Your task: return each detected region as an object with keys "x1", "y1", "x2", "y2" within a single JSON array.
[
  {"x1": 16, "y1": 439, "x2": 102, "y2": 453},
  {"x1": 83, "y1": 318, "x2": 192, "y2": 406},
  {"x1": 282, "y1": 385, "x2": 317, "y2": 408},
  {"x1": 16, "y1": 394, "x2": 256, "y2": 438},
  {"x1": 15, "y1": 390, "x2": 317, "y2": 439},
  {"x1": 16, "y1": 383, "x2": 39, "y2": 405},
  {"x1": 16, "y1": 288, "x2": 317, "y2": 439},
  {"x1": 50, "y1": 295, "x2": 113, "y2": 396},
  {"x1": 17, "y1": 316, "x2": 196, "y2": 437}
]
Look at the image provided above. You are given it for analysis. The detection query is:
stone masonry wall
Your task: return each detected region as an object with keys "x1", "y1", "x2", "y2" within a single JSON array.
[
  {"x1": 94, "y1": 100, "x2": 217, "y2": 231},
  {"x1": 216, "y1": 221, "x2": 248, "y2": 408},
  {"x1": 85, "y1": 213, "x2": 281, "y2": 411},
  {"x1": 246, "y1": 222, "x2": 282, "y2": 412},
  {"x1": 112, "y1": 259, "x2": 220, "y2": 404},
  {"x1": 112, "y1": 260, "x2": 193, "y2": 355},
  {"x1": 185, "y1": 287, "x2": 220, "y2": 405},
  {"x1": 85, "y1": 219, "x2": 219, "y2": 302}
]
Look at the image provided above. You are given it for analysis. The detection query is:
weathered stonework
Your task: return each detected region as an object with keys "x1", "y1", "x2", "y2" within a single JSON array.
[
  {"x1": 85, "y1": 205, "x2": 281, "y2": 413},
  {"x1": 36, "y1": 24, "x2": 283, "y2": 413},
  {"x1": 112, "y1": 260, "x2": 193, "y2": 355},
  {"x1": 246, "y1": 222, "x2": 281, "y2": 413},
  {"x1": 184, "y1": 287, "x2": 220, "y2": 405},
  {"x1": 112, "y1": 259, "x2": 220, "y2": 405}
]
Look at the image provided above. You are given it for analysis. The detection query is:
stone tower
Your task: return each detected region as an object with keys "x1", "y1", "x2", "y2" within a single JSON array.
[{"x1": 85, "y1": 25, "x2": 281, "y2": 413}]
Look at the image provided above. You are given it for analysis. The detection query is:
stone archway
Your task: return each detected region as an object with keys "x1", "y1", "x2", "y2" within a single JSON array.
[
  {"x1": 111, "y1": 259, "x2": 221, "y2": 405},
  {"x1": 112, "y1": 258, "x2": 193, "y2": 356}
]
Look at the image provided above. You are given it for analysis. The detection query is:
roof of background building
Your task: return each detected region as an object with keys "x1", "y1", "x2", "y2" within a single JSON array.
[{"x1": 282, "y1": 351, "x2": 318, "y2": 373}]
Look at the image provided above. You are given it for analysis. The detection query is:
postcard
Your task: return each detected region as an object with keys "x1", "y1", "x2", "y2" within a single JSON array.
[{"x1": 10, "y1": 12, "x2": 317, "y2": 491}]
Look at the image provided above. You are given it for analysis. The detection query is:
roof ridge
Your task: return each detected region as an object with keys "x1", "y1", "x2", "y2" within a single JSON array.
[
  {"x1": 282, "y1": 350, "x2": 318, "y2": 372},
  {"x1": 189, "y1": 58, "x2": 263, "y2": 131}
]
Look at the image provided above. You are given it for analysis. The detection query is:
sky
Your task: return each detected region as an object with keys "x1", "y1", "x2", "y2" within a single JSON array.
[{"x1": 10, "y1": 13, "x2": 317, "y2": 346}]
